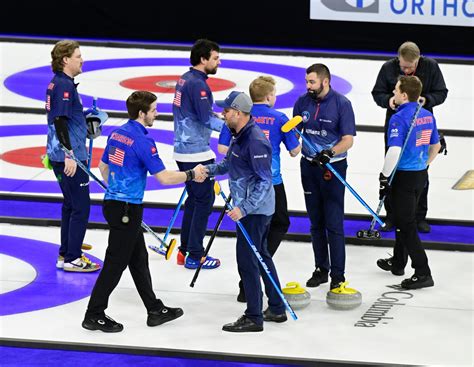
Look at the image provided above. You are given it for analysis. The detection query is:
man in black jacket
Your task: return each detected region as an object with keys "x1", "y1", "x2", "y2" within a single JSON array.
[{"x1": 371, "y1": 41, "x2": 448, "y2": 233}]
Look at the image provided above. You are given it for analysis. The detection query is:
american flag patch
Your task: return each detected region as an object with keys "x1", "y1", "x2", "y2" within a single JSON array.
[
  {"x1": 173, "y1": 91, "x2": 182, "y2": 107},
  {"x1": 48, "y1": 83, "x2": 55, "y2": 90},
  {"x1": 45, "y1": 95, "x2": 51, "y2": 111},
  {"x1": 415, "y1": 129, "x2": 432, "y2": 147},
  {"x1": 109, "y1": 146, "x2": 125, "y2": 166},
  {"x1": 262, "y1": 129, "x2": 270, "y2": 140}
]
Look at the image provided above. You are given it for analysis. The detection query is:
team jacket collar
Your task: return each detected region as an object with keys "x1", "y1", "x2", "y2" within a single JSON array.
[
  {"x1": 128, "y1": 119, "x2": 149, "y2": 135},
  {"x1": 234, "y1": 118, "x2": 255, "y2": 141},
  {"x1": 189, "y1": 67, "x2": 208, "y2": 80}
]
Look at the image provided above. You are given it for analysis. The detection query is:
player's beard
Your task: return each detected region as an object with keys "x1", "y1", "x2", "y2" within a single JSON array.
[
  {"x1": 206, "y1": 65, "x2": 218, "y2": 75},
  {"x1": 308, "y1": 85, "x2": 324, "y2": 100}
]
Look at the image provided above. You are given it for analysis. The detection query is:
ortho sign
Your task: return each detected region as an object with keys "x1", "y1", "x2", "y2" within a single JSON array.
[{"x1": 310, "y1": 0, "x2": 474, "y2": 27}]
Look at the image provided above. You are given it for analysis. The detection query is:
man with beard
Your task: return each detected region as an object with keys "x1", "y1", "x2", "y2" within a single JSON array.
[
  {"x1": 172, "y1": 39, "x2": 224, "y2": 270},
  {"x1": 293, "y1": 63, "x2": 356, "y2": 290},
  {"x1": 204, "y1": 91, "x2": 287, "y2": 332},
  {"x1": 82, "y1": 91, "x2": 207, "y2": 332}
]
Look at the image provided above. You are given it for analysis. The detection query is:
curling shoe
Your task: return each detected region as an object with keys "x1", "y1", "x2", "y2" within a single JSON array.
[
  {"x1": 263, "y1": 308, "x2": 287, "y2": 323},
  {"x1": 376, "y1": 256, "x2": 404, "y2": 276},
  {"x1": 56, "y1": 255, "x2": 64, "y2": 269},
  {"x1": 177, "y1": 251, "x2": 185, "y2": 265},
  {"x1": 401, "y1": 274, "x2": 434, "y2": 290},
  {"x1": 185, "y1": 255, "x2": 220, "y2": 270},
  {"x1": 222, "y1": 315, "x2": 263, "y2": 332},
  {"x1": 417, "y1": 220, "x2": 431, "y2": 233},
  {"x1": 147, "y1": 305, "x2": 184, "y2": 327},
  {"x1": 306, "y1": 268, "x2": 328, "y2": 288},
  {"x1": 237, "y1": 281, "x2": 246, "y2": 303},
  {"x1": 64, "y1": 255, "x2": 100, "y2": 272},
  {"x1": 82, "y1": 314, "x2": 123, "y2": 333}
]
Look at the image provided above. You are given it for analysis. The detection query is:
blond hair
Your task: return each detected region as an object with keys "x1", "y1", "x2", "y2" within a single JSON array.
[{"x1": 249, "y1": 76, "x2": 276, "y2": 103}]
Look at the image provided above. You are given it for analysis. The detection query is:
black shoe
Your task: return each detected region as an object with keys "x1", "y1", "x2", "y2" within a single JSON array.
[
  {"x1": 82, "y1": 314, "x2": 123, "y2": 333},
  {"x1": 263, "y1": 308, "x2": 287, "y2": 323},
  {"x1": 401, "y1": 274, "x2": 434, "y2": 290},
  {"x1": 380, "y1": 219, "x2": 394, "y2": 232},
  {"x1": 306, "y1": 268, "x2": 328, "y2": 288},
  {"x1": 147, "y1": 305, "x2": 184, "y2": 327},
  {"x1": 417, "y1": 220, "x2": 431, "y2": 233},
  {"x1": 237, "y1": 280, "x2": 246, "y2": 303},
  {"x1": 237, "y1": 289, "x2": 246, "y2": 303},
  {"x1": 330, "y1": 280, "x2": 344, "y2": 290},
  {"x1": 376, "y1": 257, "x2": 404, "y2": 276},
  {"x1": 222, "y1": 315, "x2": 263, "y2": 332}
]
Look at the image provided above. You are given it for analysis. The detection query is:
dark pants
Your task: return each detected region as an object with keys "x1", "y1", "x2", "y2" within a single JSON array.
[
  {"x1": 384, "y1": 122, "x2": 429, "y2": 222},
  {"x1": 391, "y1": 170, "x2": 431, "y2": 276},
  {"x1": 177, "y1": 160, "x2": 215, "y2": 260},
  {"x1": 267, "y1": 183, "x2": 291, "y2": 256},
  {"x1": 86, "y1": 200, "x2": 163, "y2": 317},
  {"x1": 300, "y1": 158, "x2": 347, "y2": 283},
  {"x1": 237, "y1": 215, "x2": 285, "y2": 325},
  {"x1": 51, "y1": 160, "x2": 90, "y2": 262}
]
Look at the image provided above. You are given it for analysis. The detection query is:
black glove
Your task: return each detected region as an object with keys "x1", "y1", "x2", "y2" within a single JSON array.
[
  {"x1": 438, "y1": 133, "x2": 447, "y2": 155},
  {"x1": 311, "y1": 149, "x2": 334, "y2": 169},
  {"x1": 379, "y1": 173, "x2": 391, "y2": 200}
]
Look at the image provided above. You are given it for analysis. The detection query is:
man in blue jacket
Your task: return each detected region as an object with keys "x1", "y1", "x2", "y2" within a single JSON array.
[
  {"x1": 377, "y1": 76, "x2": 440, "y2": 289},
  {"x1": 46, "y1": 40, "x2": 100, "y2": 273},
  {"x1": 205, "y1": 91, "x2": 287, "y2": 332},
  {"x1": 172, "y1": 39, "x2": 224, "y2": 270},
  {"x1": 218, "y1": 76, "x2": 301, "y2": 302},
  {"x1": 82, "y1": 91, "x2": 207, "y2": 333},
  {"x1": 293, "y1": 63, "x2": 356, "y2": 290}
]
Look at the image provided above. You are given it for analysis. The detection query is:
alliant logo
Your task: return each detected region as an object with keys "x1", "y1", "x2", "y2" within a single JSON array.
[
  {"x1": 321, "y1": 0, "x2": 379, "y2": 13},
  {"x1": 354, "y1": 285, "x2": 413, "y2": 328}
]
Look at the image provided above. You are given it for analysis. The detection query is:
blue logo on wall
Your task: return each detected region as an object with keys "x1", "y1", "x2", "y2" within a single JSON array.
[{"x1": 321, "y1": 0, "x2": 379, "y2": 13}]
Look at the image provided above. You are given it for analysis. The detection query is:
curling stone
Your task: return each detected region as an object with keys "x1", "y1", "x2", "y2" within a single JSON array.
[
  {"x1": 326, "y1": 282, "x2": 362, "y2": 310},
  {"x1": 282, "y1": 282, "x2": 311, "y2": 309}
]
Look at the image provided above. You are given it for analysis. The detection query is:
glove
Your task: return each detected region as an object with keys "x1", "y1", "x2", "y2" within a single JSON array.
[
  {"x1": 379, "y1": 173, "x2": 391, "y2": 200},
  {"x1": 311, "y1": 149, "x2": 334, "y2": 169},
  {"x1": 438, "y1": 133, "x2": 447, "y2": 155}
]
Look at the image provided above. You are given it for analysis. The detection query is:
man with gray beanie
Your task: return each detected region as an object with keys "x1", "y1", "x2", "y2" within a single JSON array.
[{"x1": 203, "y1": 91, "x2": 287, "y2": 332}]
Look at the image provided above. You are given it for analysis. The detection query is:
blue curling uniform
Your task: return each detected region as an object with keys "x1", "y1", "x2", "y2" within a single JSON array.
[
  {"x1": 45, "y1": 71, "x2": 89, "y2": 263},
  {"x1": 172, "y1": 67, "x2": 223, "y2": 260},
  {"x1": 219, "y1": 104, "x2": 300, "y2": 256},
  {"x1": 386, "y1": 102, "x2": 439, "y2": 276},
  {"x1": 293, "y1": 88, "x2": 356, "y2": 283},
  {"x1": 387, "y1": 102, "x2": 439, "y2": 171},
  {"x1": 101, "y1": 120, "x2": 166, "y2": 204},
  {"x1": 87, "y1": 119, "x2": 169, "y2": 317},
  {"x1": 46, "y1": 72, "x2": 88, "y2": 162},
  {"x1": 207, "y1": 120, "x2": 285, "y2": 324},
  {"x1": 172, "y1": 67, "x2": 223, "y2": 161}
]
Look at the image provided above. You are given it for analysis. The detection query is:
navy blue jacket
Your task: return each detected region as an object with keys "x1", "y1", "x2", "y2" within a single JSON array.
[{"x1": 207, "y1": 119, "x2": 274, "y2": 217}]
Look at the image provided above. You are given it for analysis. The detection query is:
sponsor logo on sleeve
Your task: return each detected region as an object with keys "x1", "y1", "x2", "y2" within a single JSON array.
[{"x1": 389, "y1": 128, "x2": 399, "y2": 138}]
